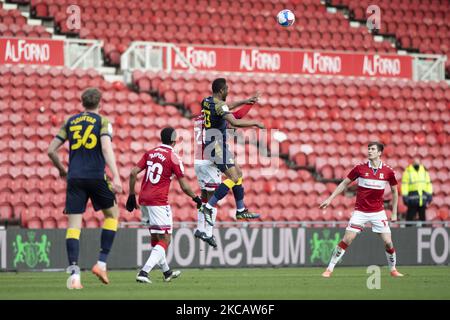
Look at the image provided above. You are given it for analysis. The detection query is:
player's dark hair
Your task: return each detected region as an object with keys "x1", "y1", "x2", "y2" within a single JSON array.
[
  {"x1": 161, "y1": 127, "x2": 176, "y2": 145},
  {"x1": 212, "y1": 78, "x2": 227, "y2": 93},
  {"x1": 368, "y1": 141, "x2": 384, "y2": 152},
  {"x1": 81, "y1": 88, "x2": 102, "y2": 109}
]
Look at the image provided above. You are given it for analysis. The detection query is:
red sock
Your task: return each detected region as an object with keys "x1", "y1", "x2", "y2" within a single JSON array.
[
  {"x1": 386, "y1": 247, "x2": 395, "y2": 255},
  {"x1": 338, "y1": 241, "x2": 348, "y2": 250},
  {"x1": 157, "y1": 241, "x2": 168, "y2": 252},
  {"x1": 151, "y1": 239, "x2": 158, "y2": 247}
]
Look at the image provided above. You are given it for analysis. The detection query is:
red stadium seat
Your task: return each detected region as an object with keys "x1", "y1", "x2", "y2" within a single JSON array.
[
  {"x1": 85, "y1": 217, "x2": 101, "y2": 228},
  {"x1": 438, "y1": 209, "x2": 449, "y2": 221},
  {"x1": 42, "y1": 217, "x2": 57, "y2": 229},
  {"x1": 27, "y1": 217, "x2": 43, "y2": 229},
  {"x1": 0, "y1": 204, "x2": 14, "y2": 220}
]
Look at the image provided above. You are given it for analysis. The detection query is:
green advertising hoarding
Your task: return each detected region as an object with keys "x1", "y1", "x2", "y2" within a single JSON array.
[{"x1": 1, "y1": 227, "x2": 448, "y2": 271}]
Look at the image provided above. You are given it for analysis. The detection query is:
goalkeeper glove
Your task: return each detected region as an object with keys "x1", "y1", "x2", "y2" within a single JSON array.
[
  {"x1": 126, "y1": 194, "x2": 138, "y2": 212},
  {"x1": 192, "y1": 196, "x2": 202, "y2": 209}
]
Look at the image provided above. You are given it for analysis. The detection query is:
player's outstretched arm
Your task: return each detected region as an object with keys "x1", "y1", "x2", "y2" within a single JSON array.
[
  {"x1": 101, "y1": 136, "x2": 122, "y2": 194},
  {"x1": 178, "y1": 177, "x2": 202, "y2": 208},
  {"x1": 319, "y1": 178, "x2": 352, "y2": 209},
  {"x1": 390, "y1": 184, "x2": 399, "y2": 221},
  {"x1": 126, "y1": 166, "x2": 143, "y2": 212},
  {"x1": 228, "y1": 92, "x2": 261, "y2": 110},
  {"x1": 232, "y1": 104, "x2": 253, "y2": 119},
  {"x1": 128, "y1": 166, "x2": 143, "y2": 196},
  {"x1": 47, "y1": 138, "x2": 67, "y2": 178},
  {"x1": 223, "y1": 113, "x2": 265, "y2": 129}
]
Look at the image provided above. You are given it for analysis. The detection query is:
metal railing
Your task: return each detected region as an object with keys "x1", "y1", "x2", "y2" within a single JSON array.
[
  {"x1": 64, "y1": 38, "x2": 103, "y2": 69},
  {"x1": 120, "y1": 41, "x2": 448, "y2": 82},
  {"x1": 412, "y1": 53, "x2": 447, "y2": 81},
  {"x1": 121, "y1": 41, "x2": 195, "y2": 73}
]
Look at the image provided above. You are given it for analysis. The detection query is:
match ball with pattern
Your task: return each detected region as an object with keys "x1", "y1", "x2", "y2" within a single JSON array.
[{"x1": 277, "y1": 9, "x2": 295, "y2": 27}]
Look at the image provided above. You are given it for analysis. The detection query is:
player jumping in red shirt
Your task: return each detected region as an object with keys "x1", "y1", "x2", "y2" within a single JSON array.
[
  {"x1": 126, "y1": 127, "x2": 202, "y2": 283},
  {"x1": 319, "y1": 142, "x2": 404, "y2": 278}
]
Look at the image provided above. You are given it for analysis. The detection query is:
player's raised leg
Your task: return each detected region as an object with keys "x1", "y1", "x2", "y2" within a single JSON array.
[
  {"x1": 203, "y1": 166, "x2": 239, "y2": 217},
  {"x1": 379, "y1": 232, "x2": 403, "y2": 277},
  {"x1": 202, "y1": 165, "x2": 259, "y2": 226},
  {"x1": 66, "y1": 214, "x2": 83, "y2": 289},
  {"x1": 322, "y1": 230, "x2": 358, "y2": 277},
  {"x1": 195, "y1": 189, "x2": 218, "y2": 248},
  {"x1": 194, "y1": 190, "x2": 208, "y2": 240},
  {"x1": 231, "y1": 165, "x2": 258, "y2": 220},
  {"x1": 203, "y1": 206, "x2": 218, "y2": 248}
]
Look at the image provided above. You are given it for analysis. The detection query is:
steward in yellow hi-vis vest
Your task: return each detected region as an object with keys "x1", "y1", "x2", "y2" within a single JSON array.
[{"x1": 401, "y1": 160, "x2": 433, "y2": 223}]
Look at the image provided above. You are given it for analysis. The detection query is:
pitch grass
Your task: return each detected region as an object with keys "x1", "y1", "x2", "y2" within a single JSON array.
[{"x1": 0, "y1": 266, "x2": 449, "y2": 300}]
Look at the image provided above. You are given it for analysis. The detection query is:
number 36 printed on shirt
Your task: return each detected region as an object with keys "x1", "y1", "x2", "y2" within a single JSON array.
[{"x1": 69, "y1": 124, "x2": 97, "y2": 150}]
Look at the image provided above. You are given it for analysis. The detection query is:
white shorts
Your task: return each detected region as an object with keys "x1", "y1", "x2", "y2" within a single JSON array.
[
  {"x1": 194, "y1": 161, "x2": 221, "y2": 191},
  {"x1": 140, "y1": 205, "x2": 173, "y2": 234},
  {"x1": 346, "y1": 210, "x2": 391, "y2": 234}
]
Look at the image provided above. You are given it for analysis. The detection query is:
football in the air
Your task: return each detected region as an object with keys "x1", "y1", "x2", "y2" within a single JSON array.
[{"x1": 277, "y1": 9, "x2": 295, "y2": 27}]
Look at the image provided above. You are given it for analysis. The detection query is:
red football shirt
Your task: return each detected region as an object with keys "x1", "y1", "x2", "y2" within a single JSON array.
[
  {"x1": 347, "y1": 161, "x2": 397, "y2": 213},
  {"x1": 137, "y1": 144, "x2": 184, "y2": 206}
]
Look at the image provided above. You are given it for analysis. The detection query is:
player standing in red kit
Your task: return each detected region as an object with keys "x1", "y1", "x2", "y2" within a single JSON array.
[
  {"x1": 319, "y1": 142, "x2": 404, "y2": 278},
  {"x1": 126, "y1": 127, "x2": 202, "y2": 283}
]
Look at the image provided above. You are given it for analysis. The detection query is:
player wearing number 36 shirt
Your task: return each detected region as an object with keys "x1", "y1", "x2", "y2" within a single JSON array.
[{"x1": 126, "y1": 127, "x2": 202, "y2": 284}]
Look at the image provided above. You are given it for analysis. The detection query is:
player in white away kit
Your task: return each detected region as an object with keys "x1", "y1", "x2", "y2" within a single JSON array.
[
  {"x1": 319, "y1": 142, "x2": 404, "y2": 277},
  {"x1": 193, "y1": 114, "x2": 221, "y2": 248},
  {"x1": 126, "y1": 127, "x2": 202, "y2": 283},
  {"x1": 193, "y1": 101, "x2": 257, "y2": 248}
]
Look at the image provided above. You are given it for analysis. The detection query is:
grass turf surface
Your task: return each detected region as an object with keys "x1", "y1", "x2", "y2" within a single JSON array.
[{"x1": 0, "y1": 266, "x2": 449, "y2": 300}]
